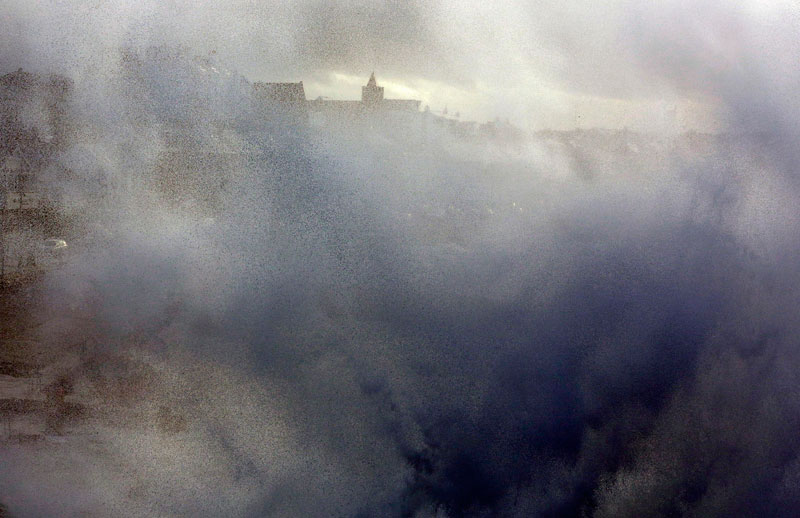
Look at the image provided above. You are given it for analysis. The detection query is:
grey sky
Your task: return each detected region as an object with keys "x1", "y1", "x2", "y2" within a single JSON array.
[{"x1": 2, "y1": 0, "x2": 795, "y2": 130}]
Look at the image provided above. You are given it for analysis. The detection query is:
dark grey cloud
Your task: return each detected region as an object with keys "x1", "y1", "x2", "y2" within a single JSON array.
[
  {"x1": 288, "y1": 1, "x2": 449, "y2": 78},
  {"x1": 0, "y1": 0, "x2": 711, "y2": 127},
  {"x1": 4, "y1": 2, "x2": 800, "y2": 517}
]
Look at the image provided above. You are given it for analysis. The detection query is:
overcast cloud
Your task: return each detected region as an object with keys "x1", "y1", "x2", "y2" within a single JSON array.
[
  {"x1": 4, "y1": 1, "x2": 800, "y2": 517},
  {"x1": 5, "y1": 0, "x2": 785, "y2": 130}
]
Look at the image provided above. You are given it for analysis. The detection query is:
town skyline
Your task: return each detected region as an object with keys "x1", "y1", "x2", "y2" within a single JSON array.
[{"x1": 2, "y1": 0, "x2": 761, "y2": 133}]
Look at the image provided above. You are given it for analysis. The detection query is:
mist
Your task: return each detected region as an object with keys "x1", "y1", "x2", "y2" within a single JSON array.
[{"x1": 2, "y1": 1, "x2": 800, "y2": 517}]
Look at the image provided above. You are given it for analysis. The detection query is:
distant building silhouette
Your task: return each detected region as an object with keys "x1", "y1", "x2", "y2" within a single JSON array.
[
  {"x1": 253, "y1": 81, "x2": 306, "y2": 104},
  {"x1": 252, "y1": 81, "x2": 308, "y2": 123},
  {"x1": 251, "y1": 74, "x2": 422, "y2": 125},
  {"x1": 250, "y1": 73, "x2": 493, "y2": 140},
  {"x1": 361, "y1": 72, "x2": 384, "y2": 104},
  {"x1": 309, "y1": 73, "x2": 421, "y2": 119}
]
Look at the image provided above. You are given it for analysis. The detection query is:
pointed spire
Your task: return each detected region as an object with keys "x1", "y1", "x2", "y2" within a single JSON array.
[{"x1": 362, "y1": 72, "x2": 384, "y2": 103}]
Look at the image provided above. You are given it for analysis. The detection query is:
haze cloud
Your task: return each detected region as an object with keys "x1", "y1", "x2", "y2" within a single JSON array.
[
  {"x1": 2, "y1": 1, "x2": 800, "y2": 517},
  {"x1": 1, "y1": 0, "x2": 744, "y2": 130}
]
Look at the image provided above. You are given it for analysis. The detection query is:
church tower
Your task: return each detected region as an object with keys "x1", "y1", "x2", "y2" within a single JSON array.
[{"x1": 361, "y1": 72, "x2": 384, "y2": 105}]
